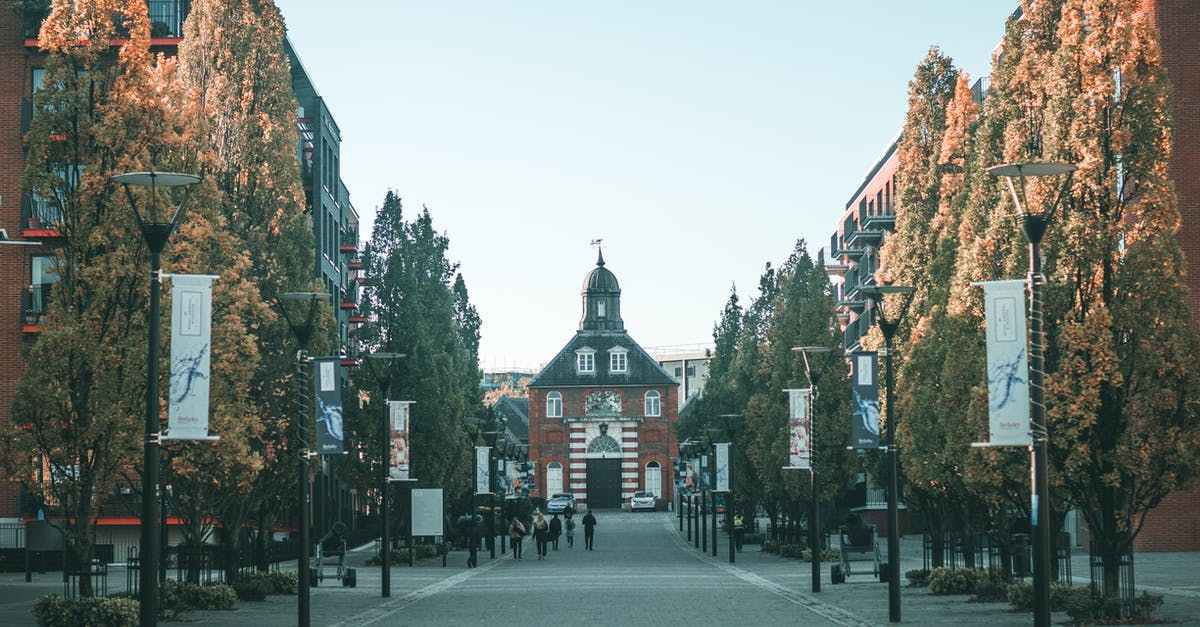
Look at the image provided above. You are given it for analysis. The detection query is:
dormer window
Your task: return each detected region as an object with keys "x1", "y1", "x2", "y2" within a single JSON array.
[
  {"x1": 609, "y1": 346, "x2": 628, "y2": 373},
  {"x1": 576, "y1": 348, "x2": 596, "y2": 374}
]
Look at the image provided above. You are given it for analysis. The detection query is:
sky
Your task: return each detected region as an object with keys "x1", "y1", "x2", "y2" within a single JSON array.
[{"x1": 274, "y1": 1, "x2": 1018, "y2": 371}]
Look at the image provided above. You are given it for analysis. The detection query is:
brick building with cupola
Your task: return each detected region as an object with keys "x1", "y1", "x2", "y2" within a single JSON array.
[{"x1": 527, "y1": 252, "x2": 679, "y2": 510}]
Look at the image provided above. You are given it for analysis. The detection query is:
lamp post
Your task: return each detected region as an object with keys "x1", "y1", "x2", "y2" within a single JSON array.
[
  {"x1": 275, "y1": 291, "x2": 327, "y2": 627},
  {"x1": 718, "y1": 415, "x2": 741, "y2": 565},
  {"x1": 113, "y1": 171, "x2": 199, "y2": 627},
  {"x1": 988, "y1": 161, "x2": 1076, "y2": 627},
  {"x1": 792, "y1": 346, "x2": 838, "y2": 593},
  {"x1": 362, "y1": 351, "x2": 405, "y2": 598},
  {"x1": 860, "y1": 284, "x2": 915, "y2": 623}
]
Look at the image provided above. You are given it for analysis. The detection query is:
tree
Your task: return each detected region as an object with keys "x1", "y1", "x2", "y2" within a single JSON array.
[
  {"x1": 355, "y1": 193, "x2": 480, "y2": 507},
  {"x1": 7, "y1": 0, "x2": 179, "y2": 597}
]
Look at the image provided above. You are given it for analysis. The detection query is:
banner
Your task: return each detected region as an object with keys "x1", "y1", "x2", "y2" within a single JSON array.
[
  {"x1": 388, "y1": 401, "x2": 414, "y2": 481},
  {"x1": 975, "y1": 280, "x2": 1032, "y2": 447},
  {"x1": 714, "y1": 443, "x2": 731, "y2": 492},
  {"x1": 410, "y1": 489, "x2": 444, "y2": 537},
  {"x1": 850, "y1": 351, "x2": 881, "y2": 449},
  {"x1": 313, "y1": 357, "x2": 344, "y2": 454},
  {"x1": 475, "y1": 446, "x2": 491, "y2": 494},
  {"x1": 784, "y1": 388, "x2": 811, "y2": 470},
  {"x1": 165, "y1": 274, "x2": 219, "y2": 441}
]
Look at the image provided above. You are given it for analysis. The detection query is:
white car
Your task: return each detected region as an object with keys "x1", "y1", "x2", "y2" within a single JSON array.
[
  {"x1": 546, "y1": 493, "x2": 576, "y2": 514},
  {"x1": 630, "y1": 491, "x2": 656, "y2": 512}
]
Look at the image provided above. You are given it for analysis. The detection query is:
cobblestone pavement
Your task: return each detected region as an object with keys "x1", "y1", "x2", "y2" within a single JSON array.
[{"x1": 1, "y1": 511, "x2": 1197, "y2": 625}]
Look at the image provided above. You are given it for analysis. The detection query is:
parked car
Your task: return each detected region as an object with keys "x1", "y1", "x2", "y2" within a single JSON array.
[
  {"x1": 630, "y1": 491, "x2": 656, "y2": 512},
  {"x1": 546, "y1": 493, "x2": 576, "y2": 513}
]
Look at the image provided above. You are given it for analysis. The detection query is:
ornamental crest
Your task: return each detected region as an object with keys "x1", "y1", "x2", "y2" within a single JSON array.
[{"x1": 584, "y1": 390, "x2": 622, "y2": 416}]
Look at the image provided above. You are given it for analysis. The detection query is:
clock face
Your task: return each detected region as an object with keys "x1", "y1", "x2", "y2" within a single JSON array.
[{"x1": 585, "y1": 390, "x2": 622, "y2": 415}]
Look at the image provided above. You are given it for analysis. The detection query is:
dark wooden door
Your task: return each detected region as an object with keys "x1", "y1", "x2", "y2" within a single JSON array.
[{"x1": 586, "y1": 458, "x2": 622, "y2": 508}]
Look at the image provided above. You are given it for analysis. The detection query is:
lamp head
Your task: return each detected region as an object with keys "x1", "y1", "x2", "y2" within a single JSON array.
[{"x1": 987, "y1": 162, "x2": 1077, "y2": 244}]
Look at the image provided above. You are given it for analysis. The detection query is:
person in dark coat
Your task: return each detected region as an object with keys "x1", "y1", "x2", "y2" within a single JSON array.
[
  {"x1": 549, "y1": 514, "x2": 563, "y2": 550},
  {"x1": 463, "y1": 515, "x2": 480, "y2": 568},
  {"x1": 582, "y1": 510, "x2": 597, "y2": 550},
  {"x1": 533, "y1": 512, "x2": 549, "y2": 559},
  {"x1": 508, "y1": 516, "x2": 526, "y2": 559},
  {"x1": 565, "y1": 512, "x2": 576, "y2": 548}
]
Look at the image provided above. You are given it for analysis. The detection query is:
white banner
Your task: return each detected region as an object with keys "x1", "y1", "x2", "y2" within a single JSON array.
[
  {"x1": 714, "y1": 443, "x2": 731, "y2": 492},
  {"x1": 411, "y1": 489, "x2": 444, "y2": 537},
  {"x1": 165, "y1": 275, "x2": 219, "y2": 441},
  {"x1": 475, "y1": 446, "x2": 491, "y2": 494},
  {"x1": 784, "y1": 388, "x2": 811, "y2": 470},
  {"x1": 388, "y1": 401, "x2": 414, "y2": 481},
  {"x1": 976, "y1": 279, "x2": 1032, "y2": 447}
]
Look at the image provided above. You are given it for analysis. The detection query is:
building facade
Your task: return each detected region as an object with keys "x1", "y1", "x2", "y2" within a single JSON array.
[
  {"x1": 0, "y1": 4, "x2": 362, "y2": 542},
  {"x1": 527, "y1": 253, "x2": 679, "y2": 510}
]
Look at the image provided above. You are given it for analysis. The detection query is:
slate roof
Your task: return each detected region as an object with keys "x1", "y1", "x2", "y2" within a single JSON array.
[
  {"x1": 528, "y1": 331, "x2": 678, "y2": 388},
  {"x1": 493, "y1": 396, "x2": 529, "y2": 442}
]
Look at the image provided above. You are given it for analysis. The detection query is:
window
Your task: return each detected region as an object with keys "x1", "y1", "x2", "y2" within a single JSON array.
[
  {"x1": 610, "y1": 351, "x2": 626, "y2": 373},
  {"x1": 597, "y1": 300, "x2": 606, "y2": 318},
  {"x1": 644, "y1": 390, "x2": 661, "y2": 417},
  {"x1": 28, "y1": 256, "x2": 57, "y2": 316},
  {"x1": 645, "y1": 461, "x2": 662, "y2": 498},
  {"x1": 546, "y1": 391, "x2": 563, "y2": 418},
  {"x1": 674, "y1": 367, "x2": 682, "y2": 377},
  {"x1": 586, "y1": 434, "x2": 621, "y2": 453},
  {"x1": 576, "y1": 349, "x2": 595, "y2": 373},
  {"x1": 547, "y1": 462, "x2": 564, "y2": 496}
]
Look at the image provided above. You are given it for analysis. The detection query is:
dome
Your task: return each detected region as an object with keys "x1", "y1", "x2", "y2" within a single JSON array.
[
  {"x1": 579, "y1": 249, "x2": 623, "y2": 331},
  {"x1": 582, "y1": 249, "x2": 620, "y2": 294}
]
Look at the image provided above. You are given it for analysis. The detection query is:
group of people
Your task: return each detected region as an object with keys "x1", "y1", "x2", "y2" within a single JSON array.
[{"x1": 508, "y1": 508, "x2": 597, "y2": 560}]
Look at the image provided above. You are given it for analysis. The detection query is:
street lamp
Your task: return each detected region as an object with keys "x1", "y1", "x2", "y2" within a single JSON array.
[
  {"x1": 988, "y1": 161, "x2": 1076, "y2": 627},
  {"x1": 275, "y1": 291, "x2": 327, "y2": 627},
  {"x1": 718, "y1": 414, "x2": 742, "y2": 565},
  {"x1": 792, "y1": 346, "x2": 838, "y2": 593},
  {"x1": 860, "y1": 284, "x2": 915, "y2": 623},
  {"x1": 361, "y1": 351, "x2": 405, "y2": 598},
  {"x1": 113, "y1": 171, "x2": 199, "y2": 627}
]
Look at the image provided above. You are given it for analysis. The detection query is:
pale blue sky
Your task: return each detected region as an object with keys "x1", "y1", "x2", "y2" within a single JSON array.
[{"x1": 275, "y1": 1, "x2": 1017, "y2": 370}]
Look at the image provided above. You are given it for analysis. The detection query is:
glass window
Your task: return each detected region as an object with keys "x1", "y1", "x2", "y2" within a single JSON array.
[
  {"x1": 546, "y1": 391, "x2": 563, "y2": 418},
  {"x1": 547, "y1": 462, "x2": 563, "y2": 496},
  {"x1": 645, "y1": 461, "x2": 662, "y2": 498},
  {"x1": 610, "y1": 351, "x2": 627, "y2": 373},
  {"x1": 644, "y1": 391, "x2": 661, "y2": 417},
  {"x1": 577, "y1": 351, "x2": 595, "y2": 373},
  {"x1": 597, "y1": 300, "x2": 606, "y2": 318}
]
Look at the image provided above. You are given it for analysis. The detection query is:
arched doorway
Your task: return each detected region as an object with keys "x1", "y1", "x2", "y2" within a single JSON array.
[{"x1": 585, "y1": 433, "x2": 622, "y2": 508}]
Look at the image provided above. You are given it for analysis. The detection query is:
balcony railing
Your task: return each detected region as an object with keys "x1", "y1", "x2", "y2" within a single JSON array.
[
  {"x1": 21, "y1": 1, "x2": 190, "y2": 40},
  {"x1": 22, "y1": 283, "x2": 53, "y2": 327},
  {"x1": 22, "y1": 193, "x2": 63, "y2": 233}
]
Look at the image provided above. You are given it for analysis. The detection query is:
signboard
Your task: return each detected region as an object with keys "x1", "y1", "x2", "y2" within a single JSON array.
[
  {"x1": 411, "y1": 489, "x2": 444, "y2": 537},
  {"x1": 714, "y1": 443, "x2": 731, "y2": 492},
  {"x1": 388, "y1": 401, "x2": 414, "y2": 481},
  {"x1": 313, "y1": 357, "x2": 344, "y2": 454},
  {"x1": 850, "y1": 351, "x2": 881, "y2": 449},
  {"x1": 165, "y1": 274, "x2": 219, "y2": 441},
  {"x1": 475, "y1": 446, "x2": 491, "y2": 494},
  {"x1": 974, "y1": 279, "x2": 1032, "y2": 447},
  {"x1": 784, "y1": 388, "x2": 812, "y2": 470}
]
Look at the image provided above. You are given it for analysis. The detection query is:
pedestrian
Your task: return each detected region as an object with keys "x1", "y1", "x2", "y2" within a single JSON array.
[
  {"x1": 508, "y1": 516, "x2": 526, "y2": 559},
  {"x1": 565, "y1": 512, "x2": 575, "y2": 548},
  {"x1": 533, "y1": 512, "x2": 549, "y2": 559},
  {"x1": 582, "y1": 510, "x2": 597, "y2": 551},
  {"x1": 464, "y1": 514, "x2": 479, "y2": 568},
  {"x1": 537, "y1": 509, "x2": 549, "y2": 559},
  {"x1": 733, "y1": 514, "x2": 745, "y2": 552},
  {"x1": 549, "y1": 513, "x2": 562, "y2": 550}
]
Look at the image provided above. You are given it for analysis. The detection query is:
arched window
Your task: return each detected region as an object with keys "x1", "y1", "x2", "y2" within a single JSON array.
[
  {"x1": 644, "y1": 390, "x2": 661, "y2": 417},
  {"x1": 645, "y1": 461, "x2": 662, "y2": 498},
  {"x1": 586, "y1": 434, "x2": 621, "y2": 453},
  {"x1": 546, "y1": 391, "x2": 563, "y2": 418},
  {"x1": 547, "y1": 461, "x2": 564, "y2": 496}
]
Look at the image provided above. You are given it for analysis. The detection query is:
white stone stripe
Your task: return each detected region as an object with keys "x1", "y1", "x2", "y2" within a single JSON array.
[
  {"x1": 621, "y1": 462, "x2": 638, "y2": 469},
  {"x1": 621, "y1": 472, "x2": 638, "y2": 479},
  {"x1": 569, "y1": 463, "x2": 586, "y2": 469},
  {"x1": 570, "y1": 483, "x2": 586, "y2": 489}
]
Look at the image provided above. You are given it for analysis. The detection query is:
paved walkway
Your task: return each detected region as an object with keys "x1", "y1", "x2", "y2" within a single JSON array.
[{"x1": 0, "y1": 512, "x2": 1196, "y2": 626}]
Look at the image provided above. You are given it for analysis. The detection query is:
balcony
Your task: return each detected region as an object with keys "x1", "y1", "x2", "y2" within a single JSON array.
[
  {"x1": 339, "y1": 229, "x2": 358, "y2": 255},
  {"x1": 23, "y1": 0, "x2": 190, "y2": 44},
  {"x1": 845, "y1": 226, "x2": 883, "y2": 248},
  {"x1": 861, "y1": 212, "x2": 896, "y2": 231},
  {"x1": 22, "y1": 194, "x2": 63, "y2": 238},
  {"x1": 22, "y1": 283, "x2": 53, "y2": 332},
  {"x1": 339, "y1": 301, "x2": 358, "y2": 311}
]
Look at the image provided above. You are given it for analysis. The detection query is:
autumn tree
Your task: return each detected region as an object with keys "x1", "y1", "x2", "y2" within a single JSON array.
[
  {"x1": 174, "y1": 0, "x2": 325, "y2": 579},
  {"x1": 7, "y1": 0, "x2": 184, "y2": 597}
]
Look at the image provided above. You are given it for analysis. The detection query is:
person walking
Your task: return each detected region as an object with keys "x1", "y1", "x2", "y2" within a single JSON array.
[
  {"x1": 582, "y1": 510, "x2": 597, "y2": 551},
  {"x1": 464, "y1": 514, "x2": 480, "y2": 568},
  {"x1": 565, "y1": 512, "x2": 575, "y2": 548},
  {"x1": 549, "y1": 513, "x2": 562, "y2": 550},
  {"x1": 508, "y1": 516, "x2": 526, "y2": 560},
  {"x1": 533, "y1": 512, "x2": 549, "y2": 559}
]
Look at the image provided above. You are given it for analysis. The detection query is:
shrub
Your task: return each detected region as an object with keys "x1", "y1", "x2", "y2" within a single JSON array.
[
  {"x1": 1007, "y1": 581, "x2": 1033, "y2": 611},
  {"x1": 32, "y1": 594, "x2": 139, "y2": 627},
  {"x1": 233, "y1": 576, "x2": 274, "y2": 602},
  {"x1": 968, "y1": 568, "x2": 1011, "y2": 603},
  {"x1": 762, "y1": 539, "x2": 779, "y2": 554},
  {"x1": 160, "y1": 580, "x2": 237, "y2": 614},
  {"x1": 905, "y1": 569, "x2": 930, "y2": 588},
  {"x1": 928, "y1": 567, "x2": 984, "y2": 595},
  {"x1": 1057, "y1": 585, "x2": 1097, "y2": 621},
  {"x1": 741, "y1": 532, "x2": 765, "y2": 545},
  {"x1": 1134, "y1": 591, "x2": 1165, "y2": 620},
  {"x1": 266, "y1": 570, "x2": 299, "y2": 595}
]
